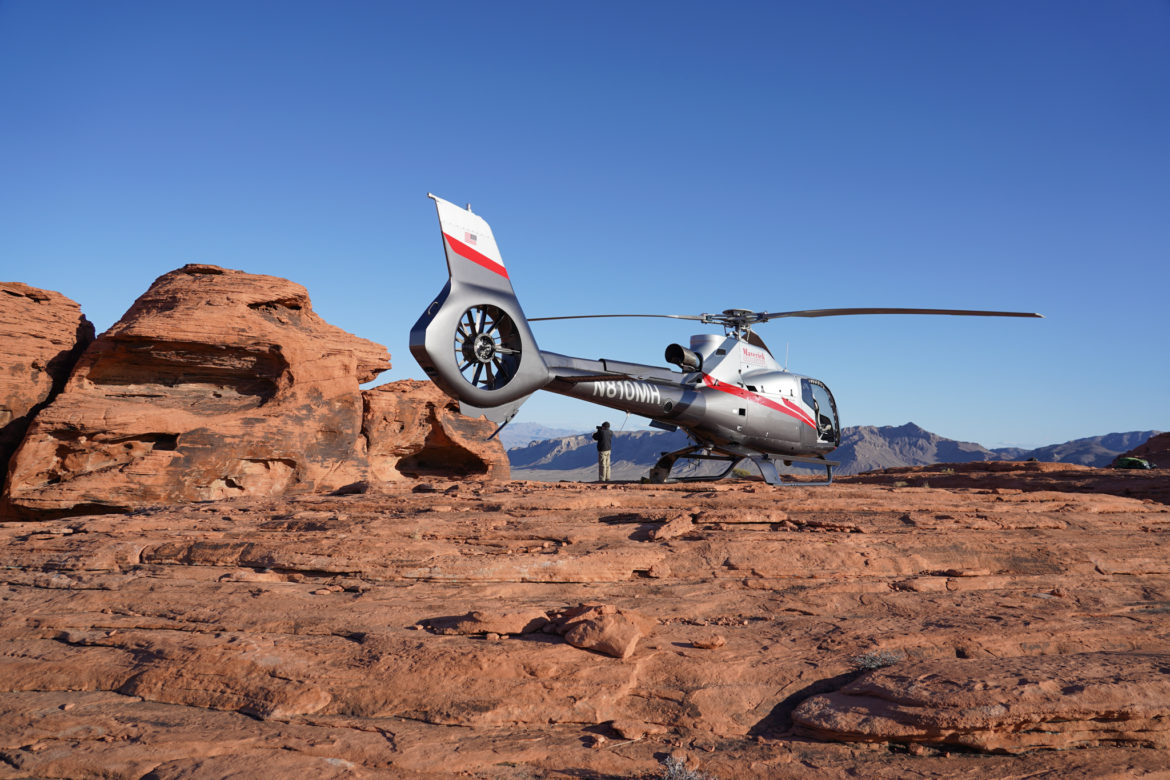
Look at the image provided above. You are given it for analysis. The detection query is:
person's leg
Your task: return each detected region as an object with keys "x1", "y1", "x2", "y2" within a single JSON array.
[{"x1": 601, "y1": 450, "x2": 611, "y2": 481}]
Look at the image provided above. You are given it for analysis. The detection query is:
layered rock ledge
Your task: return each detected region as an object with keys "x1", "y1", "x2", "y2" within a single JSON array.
[{"x1": 793, "y1": 652, "x2": 1170, "y2": 753}]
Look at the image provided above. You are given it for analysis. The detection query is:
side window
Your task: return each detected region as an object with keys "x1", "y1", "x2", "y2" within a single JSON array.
[{"x1": 801, "y1": 379, "x2": 814, "y2": 411}]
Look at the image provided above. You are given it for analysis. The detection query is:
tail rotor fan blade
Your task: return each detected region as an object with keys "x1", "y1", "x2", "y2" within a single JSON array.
[{"x1": 454, "y1": 304, "x2": 525, "y2": 391}]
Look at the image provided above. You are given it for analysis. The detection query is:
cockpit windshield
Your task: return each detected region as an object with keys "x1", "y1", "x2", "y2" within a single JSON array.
[{"x1": 801, "y1": 378, "x2": 840, "y2": 444}]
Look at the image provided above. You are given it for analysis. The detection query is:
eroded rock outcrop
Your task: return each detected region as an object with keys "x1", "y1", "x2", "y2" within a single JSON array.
[
  {"x1": 3, "y1": 265, "x2": 390, "y2": 517},
  {"x1": 363, "y1": 379, "x2": 509, "y2": 482},
  {"x1": 793, "y1": 652, "x2": 1170, "y2": 753},
  {"x1": 0, "y1": 283, "x2": 94, "y2": 490}
]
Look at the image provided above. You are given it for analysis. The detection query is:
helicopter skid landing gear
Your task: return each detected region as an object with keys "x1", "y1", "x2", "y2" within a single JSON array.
[
  {"x1": 648, "y1": 447, "x2": 837, "y2": 486},
  {"x1": 750, "y1": 455, "x2": 837, "y2": 486},
  {"x1": 649, "y1": 446, "x2": 743, "y2": 484}
]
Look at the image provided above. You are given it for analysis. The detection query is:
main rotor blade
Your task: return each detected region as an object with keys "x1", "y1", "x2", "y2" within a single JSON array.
[
  {"x1": 529, "y1": 313, "x2": 706, "y2": 322},
  {"x1": 757, "y1": 307, "x2": 1044, "y2": 321}
]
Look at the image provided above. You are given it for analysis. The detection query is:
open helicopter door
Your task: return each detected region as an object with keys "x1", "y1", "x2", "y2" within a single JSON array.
[
  {"x1": 409, "y1": 195, "x2": 550, "y2": 424},
  {"x1": 800, "y1": 378, "x2": 841, "y2": 446}
]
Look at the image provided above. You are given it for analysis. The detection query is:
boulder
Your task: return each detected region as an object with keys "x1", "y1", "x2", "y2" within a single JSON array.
[
  {"x1": 2, "y1": 265, "x2": 390, "y2": 517},
  {"x1": 0, "y1": 283, "x2": 94, "y2": 490},
  {"x1": 553, "y1": 604, "x2": 653, "y2": 660},
  {"x1": 363, "y1": 379, "x2": 509, "y2": 481},
  {"x1": 649, "y1": 511, "x2": 694, "y2": 541}
]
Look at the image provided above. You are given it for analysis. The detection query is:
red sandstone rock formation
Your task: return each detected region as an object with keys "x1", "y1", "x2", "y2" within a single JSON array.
[
  {"x1": 2, "y1": 266, "x2": 505, "y2": 519},
  {"x1": 3, "y1": 264, "x2": 389, "y2": 517},
  {"x1": 0, "y1": 282, "x2": 94, "y2": 490},
  {"x1": 363, "y1": 379, "x2": 509, "y2": 482}
]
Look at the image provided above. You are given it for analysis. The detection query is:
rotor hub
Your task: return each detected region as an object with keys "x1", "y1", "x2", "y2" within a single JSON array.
[
  {"x1": 722, "y1": 308, "x2": 755, "y2": 319},
  {"x1": 469, "y1": 333, "x2": 496, "y2": 362},
  {"x1": 707, "y1": 308, "x2": 760, "y2": 338}
]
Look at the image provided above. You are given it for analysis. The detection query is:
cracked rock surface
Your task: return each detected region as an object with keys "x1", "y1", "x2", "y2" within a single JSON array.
[
  {"x1": 0, "y1": 282, "x2": 94, "y2": 490},
  {"x1": 2, "y1": 466, "x2": 1169, "y2": 778}
]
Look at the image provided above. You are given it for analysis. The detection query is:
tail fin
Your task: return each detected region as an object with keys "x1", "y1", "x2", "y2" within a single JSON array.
[{"x1": 410, "y1": 195, "x2": 549, "y2": 423}]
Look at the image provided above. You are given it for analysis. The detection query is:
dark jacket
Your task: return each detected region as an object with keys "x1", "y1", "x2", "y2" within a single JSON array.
[{"x1": 593, "y1": 426, "x2": 613, "y2": 452}]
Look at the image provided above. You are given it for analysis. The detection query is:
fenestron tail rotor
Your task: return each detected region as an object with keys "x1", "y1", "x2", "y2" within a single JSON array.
[{"x1": 454, "y1": 304, "x2": 522, "y2": 391}]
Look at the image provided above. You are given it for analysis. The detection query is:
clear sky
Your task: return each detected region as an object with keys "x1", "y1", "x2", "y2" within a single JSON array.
[{"x1": 2, "y1": 1, "x2": 1167, "y2": 449}]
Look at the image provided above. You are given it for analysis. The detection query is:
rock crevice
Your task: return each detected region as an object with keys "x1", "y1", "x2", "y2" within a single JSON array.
[{"x1": 0, "y1": 282, "x2": 94, "y2": 492}]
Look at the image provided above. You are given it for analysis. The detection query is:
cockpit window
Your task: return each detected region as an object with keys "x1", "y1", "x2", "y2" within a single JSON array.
[
  {"x1": 802, "y1": 378, "x2": 839, "y2": 444},
  {"x1": 801, "y1": 379, "x2": 815, "y2": 411}
]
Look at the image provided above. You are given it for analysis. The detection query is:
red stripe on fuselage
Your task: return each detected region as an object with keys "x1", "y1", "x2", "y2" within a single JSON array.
[
  {"x1": 702, "y1": 374, "x2": 816, "y2": 429},
  {"x1": 444, "y1": 232, "x2": 509, "y2": 279},
  {"x1": 781, "y1": 398, "x2": 817, "y2": 428}
]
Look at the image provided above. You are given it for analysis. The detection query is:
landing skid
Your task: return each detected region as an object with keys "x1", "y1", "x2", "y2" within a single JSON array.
[
  {"x1": 648, "y1": 446, "x2": 743, "y2": 484},
  {"x1": 649, "y1": 446, "x2": 837, "y2": 486}
]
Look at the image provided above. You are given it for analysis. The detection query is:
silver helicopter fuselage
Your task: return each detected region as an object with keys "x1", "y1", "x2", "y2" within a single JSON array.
[{"x1": 537, "y1": 336, "x2": 839, "y2": 461}]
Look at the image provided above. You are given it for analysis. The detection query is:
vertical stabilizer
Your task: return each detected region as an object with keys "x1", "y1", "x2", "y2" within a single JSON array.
[
  {"x1": 411, "y1": 195, "x2": 549, "y2": 421},
  {"x1": 431, "y1": 194, "x2": 515, "y2": 294}
]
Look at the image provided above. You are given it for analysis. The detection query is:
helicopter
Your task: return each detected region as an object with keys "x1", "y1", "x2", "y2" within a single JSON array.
[{"x1": 410, "y1": 194, "x2": 1042, "y2": 485}]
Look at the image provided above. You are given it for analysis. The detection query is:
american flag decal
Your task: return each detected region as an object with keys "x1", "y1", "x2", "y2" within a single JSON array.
[{"x1": 464, "y1": 232, "x2": 477, "y2": 245}]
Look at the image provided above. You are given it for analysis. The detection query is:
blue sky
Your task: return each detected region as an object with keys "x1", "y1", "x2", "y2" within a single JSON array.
[{"x1": 2, "y1": 1, "x2": 1167, "y2": 449}]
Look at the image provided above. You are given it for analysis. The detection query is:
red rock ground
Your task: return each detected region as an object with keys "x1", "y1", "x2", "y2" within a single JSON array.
[{"x1": 2, "y1": 465, "x2": 1169, "y2": 778}]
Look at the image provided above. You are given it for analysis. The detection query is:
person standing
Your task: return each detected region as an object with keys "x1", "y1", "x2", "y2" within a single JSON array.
[{"x1": 592, "y1": 421, "x2": 613, "y2": 482}]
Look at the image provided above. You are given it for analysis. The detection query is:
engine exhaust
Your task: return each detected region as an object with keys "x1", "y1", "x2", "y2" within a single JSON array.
[{"x1": 665, "y1": 343, "x2": 702, "y2": 372}]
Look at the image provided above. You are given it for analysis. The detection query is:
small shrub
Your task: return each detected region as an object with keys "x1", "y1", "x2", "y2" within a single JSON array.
[
  {"x1": 851, "y1": 649, "x2": 905, "y2": 670},
  {"x1": 661, "y1": 755, "x2": 712, "y2": 780}
]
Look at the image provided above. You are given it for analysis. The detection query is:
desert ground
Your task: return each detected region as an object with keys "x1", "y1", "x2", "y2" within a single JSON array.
[{"x1": 3, "y1": 463, "x2": 1169, "y2": 779}]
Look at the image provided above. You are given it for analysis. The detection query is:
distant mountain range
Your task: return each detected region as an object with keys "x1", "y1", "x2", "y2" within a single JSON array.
[
  {"x1": 497, "y1": 422, "x2": 581, "y2": 450},
  {"x1": 993, "y1": 431, "x2": 1161, "y2": 466},
  {"x1": 507, "y1": 424, "x2": 1161, "y2": 481},
  {"x1": 508, "y1": 429, "x2": 695, "y2": 482},
  {"x1": 827, "y1": 424, "x2": 1157, "y2": 474}
]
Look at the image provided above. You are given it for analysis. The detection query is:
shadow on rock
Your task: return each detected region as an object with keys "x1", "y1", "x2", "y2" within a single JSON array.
[{"x1": 748, "y1": 669, "x2": 862, "y2": 739}]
